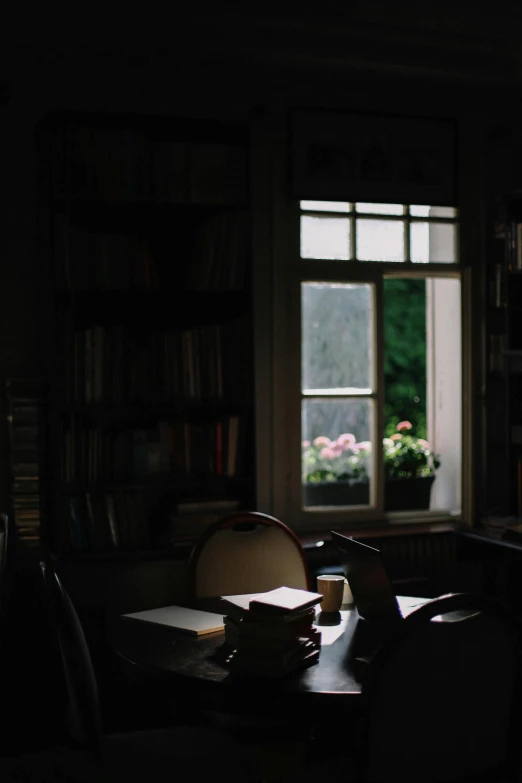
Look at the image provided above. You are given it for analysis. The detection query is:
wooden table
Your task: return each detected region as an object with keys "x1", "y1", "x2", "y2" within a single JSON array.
[
  {"x1": 112, "y1": 596, "x2": 435, "y2": 718},
  {"x1": 110, "y1": 604, "x2": 396, "y2": 722}
]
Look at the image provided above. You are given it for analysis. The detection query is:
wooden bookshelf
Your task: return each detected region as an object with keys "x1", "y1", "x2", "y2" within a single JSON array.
[
  {"x1": 5, "y1": 379, "x2": 45, "y2": 548},
  {"x1": 484, "y1": 195, "x2": 522, "y2": 518},
  {"x1": 37, "y1": 111, "x2": 255, "y2": 556}
]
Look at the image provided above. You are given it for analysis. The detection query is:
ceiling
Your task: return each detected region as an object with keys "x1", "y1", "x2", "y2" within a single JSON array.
[{"x1": 5, "y1": 4, "x2": 522, "y2": 89}]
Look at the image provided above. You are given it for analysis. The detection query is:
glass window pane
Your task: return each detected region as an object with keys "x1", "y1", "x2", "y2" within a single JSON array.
[
  {"x1": 383, "y1": 276, "x2": 461, "y2": 513},
  {"x1": 300, "y1": 200, "x2": 350, "y2": 213},
  {"x1": 357, "y1": 219, "x2": 405, "y2": 262},
  {"x1": 302, "y1": 282, "x2": 373, "y2": 391},
  {"x1": 410, "y1": 221, "x2": 430, "y2": 263},
  {"x1": 430, "y1": 207, "x2": 457, "y2": 218},
  {"x1": 411, "y1": 222, "x2": 456, "y2": 264},
  {"x1": 302, "y1": 398, "x2": 373, "y2": 508},
  {"x1": 356, "y1": 203, "x2": 404, "y2": 215},
  {"x1": 300, "y1": 216, "x2": 350, "y2": 260},
  {"x1": 410, "y1": 205, "x2": 457, "y2": 218}
]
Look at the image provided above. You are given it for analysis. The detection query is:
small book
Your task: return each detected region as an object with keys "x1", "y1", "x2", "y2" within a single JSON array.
[
  {"x1": 122, "y1": 605, "x2": 225, "y2": 637},
  {"x1": 249, "y1": 587, "x2": 323, "y2": 617},
  {"x1": 221, "y1": 592, "x2": 263, "y2": 619},
  {"x1": 224, "y1": 617, "x2": 322, "y2": 652},
  {"x1": 229, "y1": 647, "x2": 320, "y2": 678}
]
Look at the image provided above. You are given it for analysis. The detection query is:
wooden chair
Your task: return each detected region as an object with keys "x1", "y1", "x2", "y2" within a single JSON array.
[
  {"x1": 188, "y1": 511, "x2": 310, "y2": 602},
  {"x1": 0, "y1": 513, "x2": 12, "y2": 624},
  {"x1": 359, "y1": 592, "x2": 521, "y2": 783},
  {"x1": 0, "y1": 561, "x2": 261, "y2": 782}
]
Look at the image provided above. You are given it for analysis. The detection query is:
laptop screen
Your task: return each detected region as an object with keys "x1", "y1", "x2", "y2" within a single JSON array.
[{"x1": 330, "y1": 531, "x2": 402, "y2": 627}]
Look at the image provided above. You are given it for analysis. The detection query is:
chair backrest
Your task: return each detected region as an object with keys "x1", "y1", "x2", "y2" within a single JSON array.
[
  {"x1": 39, "y1": 560, "x2": 103, "y2": 756},
  {"x1": 189, "y1": 512, "x2": 310, "y2": 599},
  {"x1": 361, "y1": 593, "x2": 520, "y2": 783}
]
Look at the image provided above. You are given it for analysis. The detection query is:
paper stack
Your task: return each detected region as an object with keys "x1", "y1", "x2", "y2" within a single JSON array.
[{"x1": 221, "y1": 586, "x2": 323, "y2": 678}]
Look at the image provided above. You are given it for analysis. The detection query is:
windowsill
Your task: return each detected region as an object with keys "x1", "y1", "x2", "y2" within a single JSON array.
[
  {"x1": 299, "y1": 517, "x2": 458, "y2": 549},
  {"x1": 296, "y1": 507, "x2": 461, "y2": 538}
]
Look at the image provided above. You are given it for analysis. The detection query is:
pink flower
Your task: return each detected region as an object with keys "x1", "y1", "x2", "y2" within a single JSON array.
[
  {"x1": 320, "y1": 447, "x2": 337, "y2": 460},
  {"x1": 337, "y1": 433, "x2": 356, "y2": 448},
  {"x1": 355, "y1": 441, "x2": 371, "y2": 451},
  {"x1": 302, "y1": 440, "x2": 311, "y2": 448},
  {"x1": 417, "y1": 439, "x2": 430, "y2": 449},
  {"x1": 397, "y1": 421, "x2": 412, "y2": 432},
  {"x1": 390, "y1": 433, "x2": 402, "y2": 441},
  {"x1": 314, "y1": 436, "x2": 331, "y2": 447}
]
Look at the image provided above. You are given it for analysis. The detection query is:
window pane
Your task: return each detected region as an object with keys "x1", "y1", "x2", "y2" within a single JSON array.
[
  {"x1": 411, "y1": 222, "x2": 456, "y2": 263},
  {"x1": 300, "y1": 216, "x2": 350, "y2": 260},
  {"x1": 383, "y1": 277, "x2": 461, "y2": 513},
  {"x1": 357, "y1": 219, "x2": 405, "y2": 262},
  {"x1": 302, "y1": 282, "x2": 373, "y2": 391},
  {"x1": 356, "y1": 203, "x2": 404, "y2": 215},
  {"x1": 410, "y1": 222, "x2": 429, "y2": 263},
  {"x1": 301, "y1": 200, "x2": 350, "y2": 213},
  {"x1": 302, "y1": 398, "x2": 373, "y2": 508},
  {"x1": 410, "y1": 205, "x2": 457, "y2": 218}
]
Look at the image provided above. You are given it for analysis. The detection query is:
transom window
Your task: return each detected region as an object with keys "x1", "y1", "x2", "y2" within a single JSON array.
[{"x1": 300, "y1": 201, "x2": 458, "y2": 264}]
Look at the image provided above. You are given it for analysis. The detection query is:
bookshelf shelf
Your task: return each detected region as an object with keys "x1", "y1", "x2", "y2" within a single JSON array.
[
  {"x1": 37, "y1": 110, "x2": 256, "y2": 556},
  {"x1": 59, "y1": 476, "x2": 252, "y2": 492},
  {"x1": 56, "y1": 290, "x2": 250, "y2": 328},
  {"x1": 60, "y1": 399, "x2": 250, "y2": 419}
]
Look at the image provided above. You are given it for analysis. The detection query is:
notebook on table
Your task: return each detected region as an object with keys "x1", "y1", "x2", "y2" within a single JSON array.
[{"x1": 122, "y1": 605, "x2": 225, "y2": 637}]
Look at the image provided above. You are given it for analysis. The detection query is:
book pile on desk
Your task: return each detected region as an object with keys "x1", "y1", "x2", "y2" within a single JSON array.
[{"x1": 221, "y1": 586, "x2": 323, "y2": 678}]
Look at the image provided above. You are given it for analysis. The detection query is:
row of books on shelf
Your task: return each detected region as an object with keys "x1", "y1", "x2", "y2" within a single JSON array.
[
  {"x1": 46, "y1": 126, "x2": 248, "y2": 206},
  {"x1": 64, "y1": 491, "x2": 151, "y2": 552},
  {"x1": 62, "y1": 416, "x2": 242, "y2": 484},
  {"x1": 505, "y1": 221, "x2": 522, "y2": 272},
  {"x1": 57, "y1": 210, "x2": 249, "y2": 291},
  {"x1": 489, "y1": 334, "x2": 505, "y2": 373},
  {"x1": 183, "y1": 210, "x2": 250, "y2": 291},
  {"x1": 12, "y1": 493, "x2": 41, "y2": 546},
  {"x1": 6, "y1": 382, "x2": 42, "y2": 546},
  {"x1": 67, "y1": 322, "x2": 247, "y2": 405}
]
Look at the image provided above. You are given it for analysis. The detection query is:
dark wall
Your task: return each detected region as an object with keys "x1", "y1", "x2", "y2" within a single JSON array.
[{"x1": 3, "y1": 33, "x2": 522, "y2": 520}]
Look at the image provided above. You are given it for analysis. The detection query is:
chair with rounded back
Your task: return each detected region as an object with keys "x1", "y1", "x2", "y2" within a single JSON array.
[
  {"x1": 0, "y1": 513, "x2": 13, "y2": 628},
  {"x1": 359, "y1": 592, "x2": 521, "y2": 783},
  {"x1": 39, "y1": 558, "x2": 104, "y2": 756},
  {"x1": 188, "y1": 511, "x2": 310, "y2": 601},
  {"x1": 0, "y1": 560, "x2": 262, "y2": 782}
]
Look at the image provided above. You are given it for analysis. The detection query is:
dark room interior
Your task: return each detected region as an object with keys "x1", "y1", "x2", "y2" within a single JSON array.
[{"x1": 3, "y1": 4, "x2": 522, "y2": 781}]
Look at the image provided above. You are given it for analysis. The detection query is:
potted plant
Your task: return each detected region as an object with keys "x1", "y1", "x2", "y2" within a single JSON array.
[
  {"x1": 302, "y1": 421, "x2": 440, "y2": 510},
  {"x1": 302, "y1": 433, "x2": 371, "y2": 507},
  {"x1": 383, "y1": 421, "x2": 440, "y2": 511}
]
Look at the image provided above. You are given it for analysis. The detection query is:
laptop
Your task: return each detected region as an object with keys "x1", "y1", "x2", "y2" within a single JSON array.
[{"x1": 330, "y1": 530, "x2": 428, "y2": 629}]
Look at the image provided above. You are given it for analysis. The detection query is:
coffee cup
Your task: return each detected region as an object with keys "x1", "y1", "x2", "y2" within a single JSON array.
[{"x1": 317, "y1": 574, "x2": 345, "y2": 613}]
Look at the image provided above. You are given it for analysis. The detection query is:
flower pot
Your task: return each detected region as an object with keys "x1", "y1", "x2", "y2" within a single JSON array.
[
  {"x1": 302, "y1": 475, "x2": 436, "y2": 511},
  {"x1": 384, "y1": 476, "x2": 435, "y2": 511},
  {"x1": 303, "y1": 479, "x2": 370, "y2": 508}
]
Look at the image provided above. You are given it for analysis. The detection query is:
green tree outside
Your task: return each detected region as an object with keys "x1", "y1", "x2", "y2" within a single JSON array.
[{"x1": 383, "y1": 278, "x2": 427, "y2": 439}]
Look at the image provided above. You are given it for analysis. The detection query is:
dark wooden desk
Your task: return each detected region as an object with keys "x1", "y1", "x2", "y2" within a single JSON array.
[{"x1": 111, "y1": 608, "x2": 369, "y2": 718}]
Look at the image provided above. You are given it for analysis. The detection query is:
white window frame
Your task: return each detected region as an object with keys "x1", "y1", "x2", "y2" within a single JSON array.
[{"x1": 272, "y1": 200, "x2": 466, "y2": 532}]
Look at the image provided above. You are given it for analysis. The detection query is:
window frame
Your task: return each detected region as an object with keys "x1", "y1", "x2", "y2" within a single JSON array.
[{"x1": 277, "y1": 199, "x2": 466, "y2": 532}]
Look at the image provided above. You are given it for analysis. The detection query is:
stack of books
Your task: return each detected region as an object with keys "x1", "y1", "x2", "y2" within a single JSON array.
[
  {"x1": 221, "y1": 586, "x2": 323, "y2": 678},
  {"x1": 6, "y1": 379, "x2": 42, "y2": 547}
]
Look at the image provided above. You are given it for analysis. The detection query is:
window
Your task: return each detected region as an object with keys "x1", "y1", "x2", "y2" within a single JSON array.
[{"x1": 295, "y1": 201, "x2": 461, "y2": 525}]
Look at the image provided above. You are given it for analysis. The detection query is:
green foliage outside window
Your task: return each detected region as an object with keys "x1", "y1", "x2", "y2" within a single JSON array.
[{"x1": 383, "y1": 278, "x2": 427, "y2": 439}]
